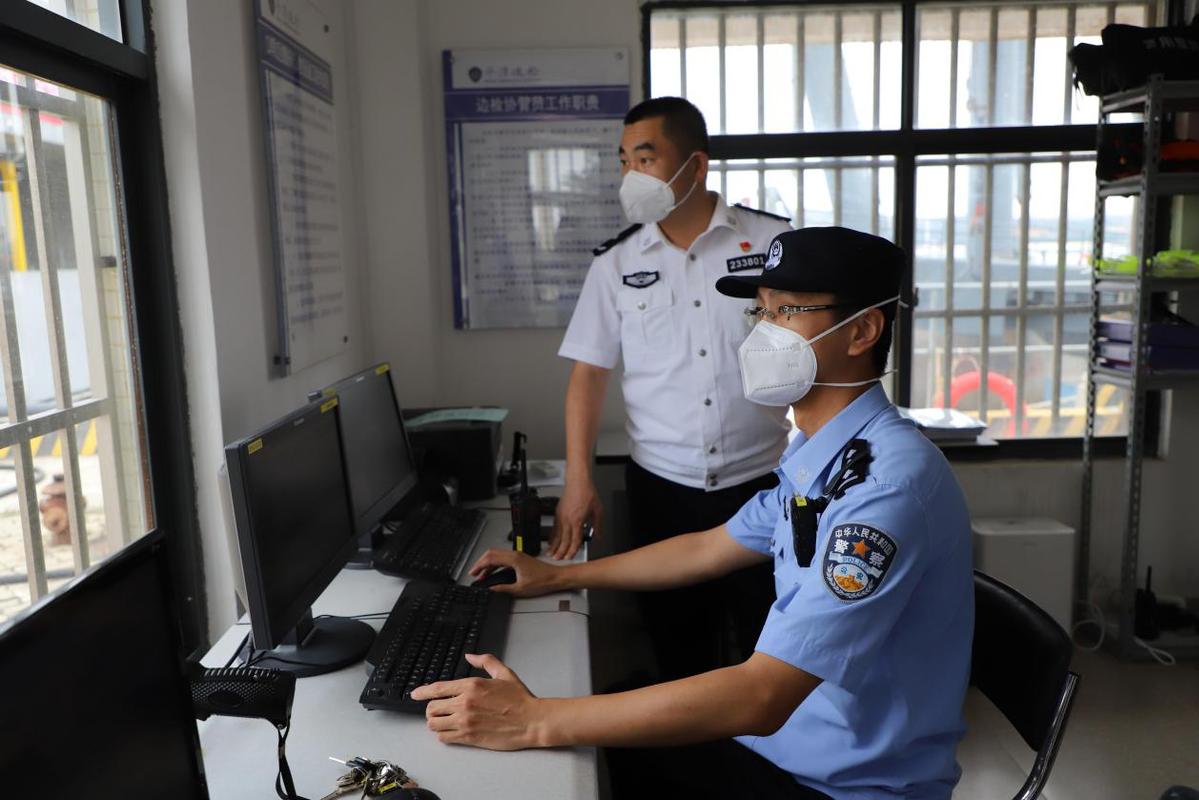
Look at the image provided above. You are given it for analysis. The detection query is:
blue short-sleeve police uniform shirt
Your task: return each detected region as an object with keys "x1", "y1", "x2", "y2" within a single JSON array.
[{"x1": 727, "y1": 385, "x2": 974, "y2": 800}]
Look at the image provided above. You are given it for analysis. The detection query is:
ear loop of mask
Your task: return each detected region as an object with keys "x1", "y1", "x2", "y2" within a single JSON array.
[
  {"x1": 663, "y1": 152, "x2": 700, "y2": 212},
  {"x1": 807, "y1": 295, "x2": 901, "y2": 388}
]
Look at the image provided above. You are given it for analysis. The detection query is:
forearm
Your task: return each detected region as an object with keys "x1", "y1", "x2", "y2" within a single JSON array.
[
  {"x1": 564, "y1": 363, "x2": 608, "y2": 482},
  {"x1": 553, "y1": 527, "x2": 764, "y2": 593},
  {"x1": 534, "y1": 661, "x2": 800, "y2": 748}
]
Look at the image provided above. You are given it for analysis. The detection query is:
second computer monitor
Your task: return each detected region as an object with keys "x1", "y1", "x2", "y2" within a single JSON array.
[
  {"x1": 224, "y1": 398, "x2": 375, "y2": 676},
  {"x1": 315, "y1": 363, "x2": 418, "y2": 537}
]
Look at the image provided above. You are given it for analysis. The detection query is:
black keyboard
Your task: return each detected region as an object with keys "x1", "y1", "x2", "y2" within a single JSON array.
[
  {"x1": 360, "y1": 580, "x2": 512, "y2": 713},
  {"x1": 373, "y1": 503, "x2": 486, "y2": 581}
]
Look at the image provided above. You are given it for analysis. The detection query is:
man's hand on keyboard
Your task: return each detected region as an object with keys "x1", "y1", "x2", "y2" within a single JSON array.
[
  {"x1": 414, "y1": 653, "x2": 545, "y2": 750},
  {"x1": 467, "y1": 549, "x2": 565, "y2": 597}
]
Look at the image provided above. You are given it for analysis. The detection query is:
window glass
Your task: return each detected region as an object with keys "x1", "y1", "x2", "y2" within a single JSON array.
[
  {"x1": 916, "y1": 2, "x2": 1153, "y2": 128},
  {"x1": 25, "y1": 0, "x2": 123, "y2": 42},
  {"x1": 651, "y1": 6, "x2": 903, "y2": 133},
  {"x1": 0, "y1": 65, "x2": 151, "y2": 622},
  {"x1": 913, "y1": 153, "x2": 1133, "y2": 438}
]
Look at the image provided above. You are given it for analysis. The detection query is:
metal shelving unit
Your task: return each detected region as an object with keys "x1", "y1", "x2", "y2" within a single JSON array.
[{"x1": 1079, "y1": 76, "x2": 1199, "y2": 660}]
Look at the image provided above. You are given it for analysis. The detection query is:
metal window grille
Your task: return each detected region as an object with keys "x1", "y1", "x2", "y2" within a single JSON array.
[
  {"x1": 0, "y1": 65, "x2": 150, "y2": 621},
  {"x1": 646, "y1": 0, "x2": 1158, "y2": 441}
]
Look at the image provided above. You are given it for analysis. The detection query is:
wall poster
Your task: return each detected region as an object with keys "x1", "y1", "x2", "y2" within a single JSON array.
[
  {"x1": 443, "y1": 48, "x2": 630, "y2": 329},
  {"x1": 256, "y1": 0, "x2": 347, "y2": 373}
]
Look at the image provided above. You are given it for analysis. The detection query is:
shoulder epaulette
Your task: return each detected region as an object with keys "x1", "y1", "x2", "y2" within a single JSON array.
[
  {"x1": 733, "y1": 203, "x2": 791, "y2": 224},
  {"x1": 592, "y1": 223, "x2": 643, "y2": 256}
]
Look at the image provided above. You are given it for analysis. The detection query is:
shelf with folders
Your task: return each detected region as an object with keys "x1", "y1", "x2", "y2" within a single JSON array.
[{"x1": 1079, "y1": 75, "x2": 1199, "y2": 661}]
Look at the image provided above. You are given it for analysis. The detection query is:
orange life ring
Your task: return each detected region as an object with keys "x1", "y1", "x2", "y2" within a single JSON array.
[{"x1": 935, "y1": 370, "x2": 1025, "y2": 436}]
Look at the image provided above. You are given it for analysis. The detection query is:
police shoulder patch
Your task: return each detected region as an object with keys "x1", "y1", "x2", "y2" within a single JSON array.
[
  {"x1": 622, "y1": 270, "x2": 660, "y2": 289},
  {"x1": 592, "y1": 223, "x2": 643, "y2": 256},
  {"x1": 733, "y1": 203, "x2": 791, "y2": 223},
  {"x1": 822, "y1": 522, "x2": 897, "y2": 602}
]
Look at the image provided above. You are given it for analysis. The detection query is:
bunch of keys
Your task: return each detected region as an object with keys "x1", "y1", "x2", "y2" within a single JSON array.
[{"x1": 322, "y1": 756, "x2": 416, "y2": 799}]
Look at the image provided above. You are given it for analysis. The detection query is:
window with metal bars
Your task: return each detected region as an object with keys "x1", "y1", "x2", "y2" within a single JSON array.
[
  {"x1": 0, "y1": 65, "x2": 150, "y2": 624},
  {"x1": 0, "y1": 0, "x2": 203, "y2": 649},
  {"x1": 645, "y1": 0, "x2": 1164, "y2": 445}
]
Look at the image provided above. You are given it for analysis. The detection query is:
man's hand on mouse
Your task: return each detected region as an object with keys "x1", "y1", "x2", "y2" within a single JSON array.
[
  {"x1": 550, "y1": 477, "x2": 602, "y2": 561},
  {"x1": 413, "y1": 654, "x2": 547, "y2": 751},
  {"x1": 466, "y1": 549, "x2": 564, "y2": 597}
]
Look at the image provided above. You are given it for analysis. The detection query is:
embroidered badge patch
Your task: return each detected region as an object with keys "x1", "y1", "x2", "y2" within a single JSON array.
[
  {"x1": 822, "y1": 522, "x2": 897, "y2": 602},
  {"x1": 764, "y1": 239, "x2": 784, "y2": 271},
  {"x1": 726, "y1": 254, "x2": 766, "y2": 273},
  {"x1": 622, "y1": 270, "x2": 660, "y2": 289}
]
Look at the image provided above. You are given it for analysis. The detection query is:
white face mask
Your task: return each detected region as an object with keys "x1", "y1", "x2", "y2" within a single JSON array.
[
  {"x1": 619, "y1": 152, "x2": 700, "y2": 224},
  {"x1": 737, "y1": 295, "x2": 900, "y2": 407}
]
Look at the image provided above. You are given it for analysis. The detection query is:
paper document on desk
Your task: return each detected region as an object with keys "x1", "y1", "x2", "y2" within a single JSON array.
[
  {"x1": 527, "y1": 460, "x2": 566, "y2": 488},
  {"x1": 405, "y1": 407, "x2": 509, "y2": 428},
  {"x1": 898, "y1": 407, "x2": 986, "y2": 442}
]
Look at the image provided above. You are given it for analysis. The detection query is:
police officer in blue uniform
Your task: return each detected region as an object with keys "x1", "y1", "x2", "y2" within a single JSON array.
[{"x1": 414, "y1": 227, "x2": 975, "y2": 800}]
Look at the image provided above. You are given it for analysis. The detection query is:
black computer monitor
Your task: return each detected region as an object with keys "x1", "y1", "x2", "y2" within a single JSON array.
[
  {"x1": 0, "y1": 529, "x2": 210, "y2": 799},
  {"x1": 224, "y1": 398, "x2": 375, "y2": 677},
  {"x1": 312, "y1": 363, "x2": 419, "y2": 553}
]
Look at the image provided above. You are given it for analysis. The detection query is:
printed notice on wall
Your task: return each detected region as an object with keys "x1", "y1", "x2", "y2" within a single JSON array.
[
  {"x1": 444, "y1": 49, "x2": 630, "y2": 329},
  {"x1": 255, "y1": 0, "x2": 346, "y2": 374}
]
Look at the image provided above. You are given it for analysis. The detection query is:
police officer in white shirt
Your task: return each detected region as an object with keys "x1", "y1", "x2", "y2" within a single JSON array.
[{"x1": 552, "y1": 97, "x2": 792, "y2": 680}]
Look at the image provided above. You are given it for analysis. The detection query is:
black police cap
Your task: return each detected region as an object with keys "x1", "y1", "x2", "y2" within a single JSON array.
[{"x1": 715, "y1": 226, "x2": 905, "y2": 304}]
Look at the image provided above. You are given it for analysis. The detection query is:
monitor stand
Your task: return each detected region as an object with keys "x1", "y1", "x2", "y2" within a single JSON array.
[
  {"x1": 238, "y1": 610, "x2": 375, "y2": 678},
  {"x1": 342, "y1": 531, "x2": 375, "y2": 570}
]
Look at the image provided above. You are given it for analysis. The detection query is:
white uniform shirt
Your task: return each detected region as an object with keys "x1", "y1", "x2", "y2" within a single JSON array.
[{"x1": 559, "y1": 193, "x2": 791, "y2": 491}]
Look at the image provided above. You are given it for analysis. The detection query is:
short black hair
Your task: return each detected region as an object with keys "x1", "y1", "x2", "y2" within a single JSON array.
[
  {"x1": 835, "y1": 297, "x2": 897, "y2": 375},
  {"x1": 624, "y1": 96, "x2": 709, "y2": 156}
]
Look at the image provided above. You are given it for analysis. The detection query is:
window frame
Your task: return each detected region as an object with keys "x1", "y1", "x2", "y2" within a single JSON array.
[
  {"x1": 642, "y1": 0, "x2": 1183, "y2": 460},
  {"x1": 0, "y1": 1, "x2": 205, "y2": 650}
]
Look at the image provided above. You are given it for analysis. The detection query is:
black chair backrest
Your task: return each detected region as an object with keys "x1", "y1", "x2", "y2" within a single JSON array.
[{"x1": 971, "y1": 570, "x2": 1074, "y2": 752}]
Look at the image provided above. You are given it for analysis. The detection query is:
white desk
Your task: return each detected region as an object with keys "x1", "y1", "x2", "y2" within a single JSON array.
[
  {"x1": 595, "y1": 431, "x2": 629, "y2": 465},
  {"x1": 198, "y1": 507, "x2": 596, "y2": 800}
]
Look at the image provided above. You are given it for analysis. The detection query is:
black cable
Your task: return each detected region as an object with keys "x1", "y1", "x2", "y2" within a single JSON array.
[
  {"x1": 225, "y1": 631, "x2": 250, "y2": 668},
  {"x1": 274, "y1": 724, "x2": 314, "y2": 800},
  {"x1": 245, "y1": 649, "x2": 340, "y2": 670}
]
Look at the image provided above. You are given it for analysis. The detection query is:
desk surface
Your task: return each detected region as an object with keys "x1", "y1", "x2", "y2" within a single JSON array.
[
  {"x1": 595, "y1": 431, "x2": 629, "y2": 465},
  {"x1": 199, "y1": 507, "x2": 595, "y2": 800}
]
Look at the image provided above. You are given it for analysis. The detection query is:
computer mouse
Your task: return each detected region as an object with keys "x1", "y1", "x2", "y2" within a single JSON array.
[{"x1": 471, "y1": 567, "x2": 517, "y2": 588}]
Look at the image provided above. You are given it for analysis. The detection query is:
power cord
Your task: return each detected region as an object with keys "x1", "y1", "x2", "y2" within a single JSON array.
[
  {"x1": 1134, "y1": 636, "x2": 1177, "y2": 666},
  {"x1": 1071, "y1": 599, "x2": 1176, "y2": 665}
]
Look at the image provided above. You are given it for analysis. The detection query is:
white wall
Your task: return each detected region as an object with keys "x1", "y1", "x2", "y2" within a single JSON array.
[
  {"x1": 155, "y1": 0, "x2": 373, "y2": 637},
  {"x1": 347, "y1": 0, "x2": 637, "y2": 458}
]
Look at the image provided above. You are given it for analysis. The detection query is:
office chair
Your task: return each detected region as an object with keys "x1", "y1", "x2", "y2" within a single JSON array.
[{"x1": 971, "y1": 570, "x2": 1081, "y2": 800}]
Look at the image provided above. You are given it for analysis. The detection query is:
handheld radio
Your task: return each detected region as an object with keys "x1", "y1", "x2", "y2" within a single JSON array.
[{"x1": 507, "y1": 432, "x2": 541, "y2": 557}]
